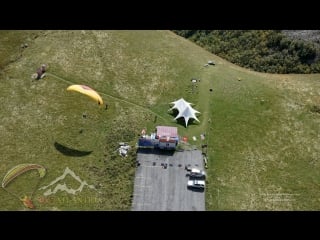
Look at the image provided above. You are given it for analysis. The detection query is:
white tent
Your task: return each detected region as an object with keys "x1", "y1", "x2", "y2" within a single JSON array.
[{"x1": 169, "y1": 98, "x2": 200, "y2": 127}]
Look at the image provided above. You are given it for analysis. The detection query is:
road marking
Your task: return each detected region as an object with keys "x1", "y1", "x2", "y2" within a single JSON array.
[
  {"x1": 133, "y1": 202, "x2": 151, "y2": 205},
  {"x1": 134, "y1": 185, "x2": 151, "y2": 188},
  {"x1": 139, "y1": 165, "x2": 163, "y2": 168},
  {"x1": 135, "y1": 176, "x2": 150, "y2": 179}
]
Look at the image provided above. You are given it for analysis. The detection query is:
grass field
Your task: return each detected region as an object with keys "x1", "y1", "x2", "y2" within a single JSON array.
[{"x1": 0, "y1": 30, "x2": 320, "y2": 210}]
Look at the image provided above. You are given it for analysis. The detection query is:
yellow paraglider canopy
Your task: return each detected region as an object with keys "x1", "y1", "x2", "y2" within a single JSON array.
[
  {"x1": 67, "y1": 84, "x2": 103, "y2": 106},
  {"x1": 2, "y1": 163, "x2": 46, "y2": 188}
]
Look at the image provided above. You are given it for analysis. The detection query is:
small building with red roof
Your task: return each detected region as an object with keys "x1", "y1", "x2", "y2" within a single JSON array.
[
  {"x1": 156, "y1": 126, "x2": 179, "y2": 150},
  {"x1": 138, "y1": 126, "x2": 179, "y2": 150}
]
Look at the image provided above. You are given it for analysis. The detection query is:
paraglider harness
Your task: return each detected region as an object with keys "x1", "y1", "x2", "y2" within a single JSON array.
[{"x1": 36, "y1": 64, "x2": 46, "y2": 80}]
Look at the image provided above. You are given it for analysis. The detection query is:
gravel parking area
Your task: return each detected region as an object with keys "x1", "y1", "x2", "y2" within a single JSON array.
[{"x1": 132, "y1": 148, "x2": 205, "y2": 211}]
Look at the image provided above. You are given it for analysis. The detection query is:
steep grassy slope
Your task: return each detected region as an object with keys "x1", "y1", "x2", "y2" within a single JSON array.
[{"x1": 0, "y1": 30, "x2": 319, "y2": 210}]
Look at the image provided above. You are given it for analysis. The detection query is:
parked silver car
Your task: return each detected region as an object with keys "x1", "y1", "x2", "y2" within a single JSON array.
[
  {"x1": 189, "y1": 168, "x2": 206, "y2": 178},
  {"x1": 187, "y1": 179, "x2": 205, "y2": 189}
]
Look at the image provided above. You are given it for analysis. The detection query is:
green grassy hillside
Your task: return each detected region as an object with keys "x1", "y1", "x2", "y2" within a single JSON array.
[{"x1": 1, "y1": 30, "x2": 320, "y2": 210}]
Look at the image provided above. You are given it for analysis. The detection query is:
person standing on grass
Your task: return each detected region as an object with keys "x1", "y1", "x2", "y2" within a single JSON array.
[{"x1": 32, "y1": 64, "x2": 47, "y2": 80}]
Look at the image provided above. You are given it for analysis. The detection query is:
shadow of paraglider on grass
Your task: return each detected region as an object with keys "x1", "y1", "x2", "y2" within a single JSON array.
[{"x1": 54, "y1": 141, "x2": 92, "y2": 157}]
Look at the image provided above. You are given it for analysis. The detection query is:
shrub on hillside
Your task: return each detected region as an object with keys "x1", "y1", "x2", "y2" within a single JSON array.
[{"x1": 173, "y1": 30, "x2": 320, "y2": 74}]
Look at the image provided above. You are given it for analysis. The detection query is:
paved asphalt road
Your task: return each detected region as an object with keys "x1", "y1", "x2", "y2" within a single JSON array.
[{"x1": 132, "y1": 148, "x2": 205, "y2": 211}]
